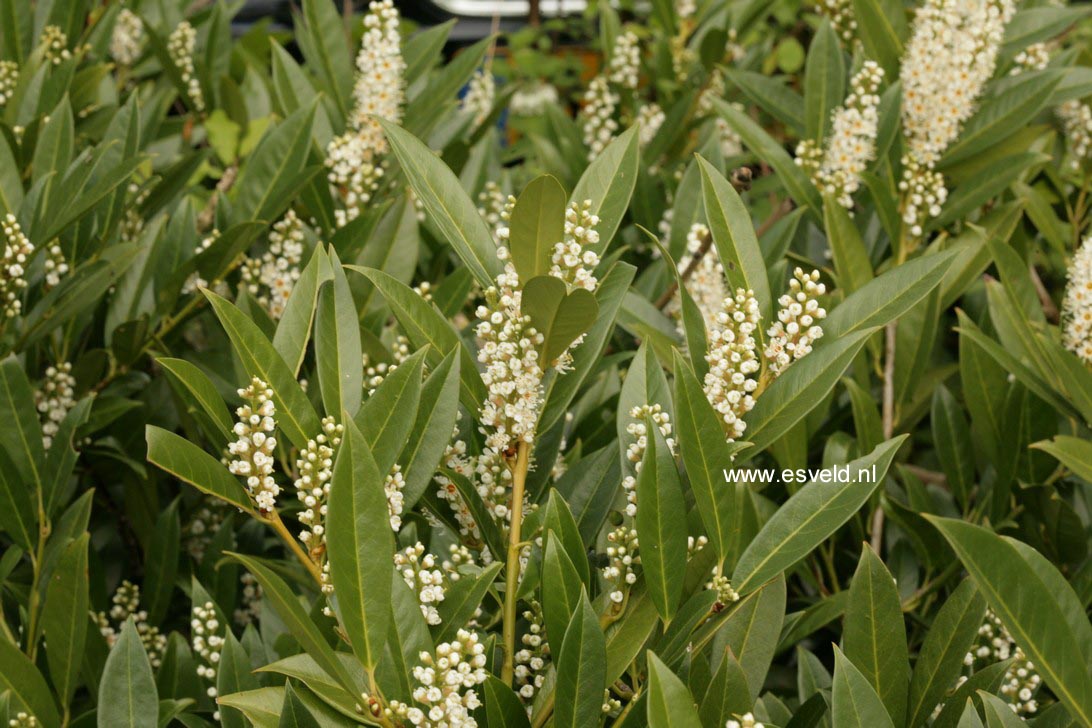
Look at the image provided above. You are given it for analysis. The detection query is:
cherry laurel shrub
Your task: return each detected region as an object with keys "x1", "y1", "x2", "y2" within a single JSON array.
[{"x1": 0, "y1": 0, "x2": 1090, "y2": 726}]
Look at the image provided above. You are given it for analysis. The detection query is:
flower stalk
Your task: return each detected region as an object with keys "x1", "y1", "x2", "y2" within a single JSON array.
[{"x1": 501, "y1": 440, "x2": 531, "y2": 685}]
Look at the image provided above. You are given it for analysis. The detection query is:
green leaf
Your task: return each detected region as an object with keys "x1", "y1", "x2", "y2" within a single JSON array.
[
  {"x1": 399, "y1": 350, "x2": 460, "y2": 508},
  {"x1": 347, "y1": 267, "x2": 486, "y2": 411},
  {"x1": 906, "y1": 580, "x2": 987, "y2": 728},
  {"x1": 0, "y1": 442, "x2": 35, "y2": 551},
  {"x1": 977, "y1": 692, "x2": 1026, "y2": 728},
  {"x1": 380, "y1": 120, "x2": 502, "y2": 287},
  {"x1": 831, "y1": 646, "x2": 895, "y2": 728},
  {"x1": 554, "y1": 591, "x2": 607, "y2": 728},
  {"x1": 229, "y1": 554, "x2": 361, "y2": 698},
  {"x1": 697, "y1": 155, "x2": 772, "y2": 321},
  {"x1": 823, "y1": 197, "x2": 873, "y2": 293},
  {"x1": 327, "y1": 418, "x2": 394, "y2": 672},
  {"x1": 850, "y1": 0, "x2": 907, "y2": 77},
  {"x1": 98, "y1": 618, "x2": 159, "y2": 728},
  {"x1": 278, "y1": 682, "x2": 322, "y2": 728},
  {"x1": 204, "y1": 290, "x2": 321, "y2": 451},
  {"x1": 724, "y1": 70, "x2": 806, "y2": 135},
  {"x1": 42, "y1": 532, "x2": 89, "y2": 707},
  {"x1": 521, "y1": 275, "x2": 599, "y2": 367},
  {"x1": 0, "y1": 129, "x2": 23, "y2": 216},
  {"x1": 0, "y1": 355, "x2": 44, "y2": 488},
  {"x1": 432, "y1": 561, "x2": 502, "y2": 645},
  {"x1": 218, "y1": 631, "x2": 260, "y2": 728},
  {"x1": 843, "y1": 545, "x2": 909, "y2": 726},
  {"x1": 145, "y1": 426, "x2": 253, "y2": 513},
  {"x1": 926, "y1": 518, "x2": 1092, "y2": 725},
  {"x1": 700, "y1": 648, "x2": 753, "y2": 727},
  {"x1": 1031, "y1": 436, "x2": 1092, "y2": 482},
  {"x1": 509, "y1": 175, "x2": 567, "y2": 280},
  {"x1": 142, "y1": 498, "x2": 180, "y2": 626},
  {"x1": 646, "y1": 652, "x2": 703, "y2": 728},
  {"x1": 570, "y1": 125, "x2": 640, "y2": 252},
  {"x1": 804, "y1": 21, "x2": 846, "y2": 141},
  {"x1": 673, "y1": 351, "x2": 750, "y2": 565},
  {"x1": 931, "y1": 385, "x2": 974, "y2": 509},
  {"x1": 157, "y1": 358, "x2": 234, "y2": 444},
  {"x1": 355, "y1": 348, "x2": 426, "y2": 476},
  {"x1": 233, "y1": 103, "x2": 318, "y2": 223},
  {"x1": 483, "y1": 676, "x2": 531, "y2": 728},
  {"x1": 273, "y1": 246, "x2": 332, "y2": 377},
  {"x1": 216, "y1": 687, "x2": 283, "y2": 728},
  {"x1": 299, "y1": 0, "x2": 352, "y2": 117},
  {"x1": 713, "y1": 575, "x2": 786, "y2": 702},
  {"x1": 635, "y1": 420, "x2": 688, "y2": 620},
  {"x1": 315, "y1": 251, "x2": 363, "y2": 419},
  {"x1": 541, "y1": 536, "x2": 584, "y2": 647},
  {"x1": 733, "y1": 436, "x2": 906, "y2": 594}
]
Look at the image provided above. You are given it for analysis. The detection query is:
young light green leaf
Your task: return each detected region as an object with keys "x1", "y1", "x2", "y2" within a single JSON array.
[
  {"x1": 509, "y1": 175, "x2": 567, "y2": 280},
  {"x1": 521, "y1": 275, "x2": 599, "y2": 367},
  {"x1": 273, "y1": 246, "x2": 332, "y2": 377},
  {"x1": 733, "y1": 436, "x2": 906, "y2": 594},
  {"x1": 327, "y1": 418, "x2": 394, "y2": 672},
  {"x1": 98, "y1": 618, "x2": 159, "y2": 728},
  {"x1": 570, "y1": 125, "x2": 640, "y2": 253}
]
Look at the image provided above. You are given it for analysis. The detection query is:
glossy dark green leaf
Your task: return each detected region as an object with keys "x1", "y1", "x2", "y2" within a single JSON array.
[
  {"x1": 98, "y1": 618, "x2": 158, "y2": 728},
  {"x1": 700, "y1": 648, "x2": 752, "y2": 727},
  {"x1": 931, "y1": 385, "x2": 974, "y2": 508},
  {"x1": 355, "y1": 348, "x2": 426, "y2": 476},
  {"x1": 804, "y1": 21, "x2": 846, "y2": 141},
  {"x1": 831, "y1": 646, "x2": 895, "y2": 728},
  {"x1": 399, "y1": 350, "x2": 460, "y2": 507},
  {"x1": 145, "y1": 426, "x2": 253, "y2": 513},
  {"x1": 541, "y1": 536, "x2": 584, "y2": 647},
  {"x1": 433, "y1": 562, "x2": 501, "y2": 645},
  {"x1": 142, "y1": 498, "x2": 180, "y2": 626},
  {"x1": 646, "y1": 651, "x2": 703, "y2": 728},
  {"x1": 554, "y1": 591, "x2": 606, "y2": 728},
  {"x1": 42, "y1": 532, "x2": 89, "y2": 708},
  {"x1": 278, "y1": 682, "x2": 322, "y2": 728},
  {"x1": 315, "y1": 251, "x2": 363, "y2": 419},
  {"x1": 635, "y1": 421, "x2": 688, "y2": 620},
  {"x1": 233, "y1": 103, "x2": 318, "y2": 223},
  {"x1": 157, "y1": 358, "x2": 234, "y2": 444}
]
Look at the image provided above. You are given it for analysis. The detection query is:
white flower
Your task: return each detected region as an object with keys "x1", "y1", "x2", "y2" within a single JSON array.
[
  {"x1": 703, "y1": 289, "x2": 761, "y2": 440},
  {"x1": 43, "y1": 242, "x2": 68, "y2": 289},
  {"x1": 514, "y1": 603, "x2": 549, "y2": 703},
  {"x1": 1059, "y1": 99, "x2": 1092, "y2": 170},
  {"x1": 608, "y1": 31, "x2": 641, "y2": 90},
  {"x1": 580, "y1": 75, "x2": 619, "y2": 161},
  {"x1": 796, "y1": 61, "x2": 884, "y2": 209},
  {"x1": 385, "y1": 464, "x2": 406, "y2": 530},
  {"x1": 386, "y1": 630, "x2": 488, "y2": 727},
  {"x1": 93, "y1": 581, "x2": 167, "y2": 667},
  {"x1": 510, "y1": 82, "x2": 559, "y2": 116},
  {"x1": 228, "y1": 378, "x2": 279, "y2": 514},
  {"x1": 1011, "y1": 41, "x2": 1050, "y2": 74},
  {"x1": 817, "y1": 0, "x2": 857, "y2": 45},
  {"x1": 35, "y1": 362, "x2": 76, "y2": 449},
  {"x1": 240, "y1": 210, "x2": 305, "y2": 320},
  {"x1": 8, "y1": 711, "x2": 40, "y2": 727},
  {"x1": 167, "y1": 21, "x2": 204, "y2": 112},
  {"x1": 1, "y1": 213, "x2": 34, "y2": 318},
  {"x1": 637, "y1": 103, "x2": 665, "y2": 147},
  {"x1": 549, "y1": 200, "x2": 602, "y2": 293},
  {"x1": 764, "y1": 268, "x2": 827, "y2": 376},
  {"x1": 40, "y1": 25, "x2": 72, "y2": 66},
  {"x1": 478, "y1": 182, "x2": 515, "y2": 246},
  {"x1": 395, "y1": 543, "x2": 448, "y2": 625},
  {"x1": 621, "y1": 404, "x2": 675, "y2": 518},
  {"x1": 462, "y1": 70, "x2": 495, "y2": 126},
  {"x1": 191, "y1": 600, "x2": 225, "y2": 719},
  {"x1": 0, "y1": 61, "x2": 18, "y2": 108},
  {"x1": 110, "y1": 9, "x2": 145, "y2": 66},
  {"x1": 726, "y1": 713, "x2": 765, "y2": 728},
  {"x1": 676, "y1": 0, "x2": 696, "y2": 19},
  {"x1": 966, "y1": 610, "x2": 1041, "y2": 715},
  {"x1": 1063, "y1": 236, "x2": 1092, "y2": 365},
  {"x1": 669, "y1": 223, "x2": 727, "y2": 330}
]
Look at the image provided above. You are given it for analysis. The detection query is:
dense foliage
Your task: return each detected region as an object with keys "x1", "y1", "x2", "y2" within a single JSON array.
[{"x1": 0, "y1": 0, "x2": 1091, "y2": 726}]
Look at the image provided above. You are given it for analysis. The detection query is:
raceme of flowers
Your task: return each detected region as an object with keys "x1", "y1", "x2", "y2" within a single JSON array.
[
  {"x1": 608, "y1": 31, "x2": 641, "y2": 90},
  {"x1": 93, "y1": 581, "x2": 168, "y2": 669},
  {"x1": 35, "y1": 362, "x2": 76, "y2": 449},
  {"x1": 817, "y1": 0, "x2": 857, "y2": 45},
  {"x1": 1063, "y1": 235, "x2": 1092, "y2": 365},
  {"x1": 671, "y1": 222, "x2": 727, "y2": 330},
  {"x1": 637, "y1": 103, "x2": 666, "y2": 147},
  {"x1": 510, "y1": 82, "x2": 559, "y2": 117},
  {"x1": 964, "y1": 609, "x2": 1042, "y2": 715},
  {"x1": 514, "y1": 601, "x2": 548, "y2": 703},
  {"x1": 40, "y1": 25, "x2": 73, "y2": 66},
  {"x1": 191, "y1": 601, "x2": 225, "y2": 721},
  {"x1": 764, "y1": 268, "x2": 828, "y2": 376},
  {"x1": 462, "y1": 70, "x2": 495, "y2": 126},
  {"x1": 795, "y1": 61, "x2": 884, "y2": 209},
  {"x1": 0, "y1": 60, "x2": 17, "y2": 108},
  {"x1": 240, "y1": 210, "x2": 305, "y2": 321},
  {"x1": 110, "y1": 8, "x2": 145, "y2": 66},
  {"x1": 1058, "y1": 99, "x2": 1092, "y2": 170},
  {"x1": 167, "y1": 21, "x2": 204, "y2": 112},
  {"x1": 383, "y1": 630, "x2": 488, "y2": 727},
  {"x1": 898, "y1": 0, "x2": 1015, "y2": 235},
  {"x1": 1, "y1": 213, "x2": 34, "y2": 319},
  {"x1": 395, "y1": 542, "x2": 451, "y2": 626},
  {"x1": 227, "y1": 378, "x2": 280, "y2": 514},
  {"x1": 580, "y1": 75, "x2": 620, "y2": 161}
]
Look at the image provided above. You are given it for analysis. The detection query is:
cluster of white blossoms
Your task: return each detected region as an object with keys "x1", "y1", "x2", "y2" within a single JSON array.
[
  {"x1": 295, "y1": 416, "x2": 342, "y2": 603},
  {"x1": 385, "y1": 464, "x2": 406, "y2": 530},
  {"x1": 965, "y1": 610, "x2": 1042, "y2": 715},
  {"x1": 36, "y1": 362, "x2": 76, "y2": 449},
  {"x1": 673, "y1": 222, "x2": 726, "y2": 330},
  {"x1": 550, "y1": 201, "x2": 602, "y2": 292},
  {"x1": 1058, "y1": 99, "x2": 1092, "y2": 170},
  {"x1": 622, "y1": 404, "x2": 675, "y2": 518},
  {"x1": 8, "y1": 712, "x2": 38, "y2": 727},
  {"x1": 0, "y1": 61, "x2": 17, "y2": 108},
  {"x1": 609, "y1": 31, "x2": 641, "y2": 90},
  {"x1": 477, "y1": 182, "x2": 515, "y2": 246},
  {"x1": 898, "y1": 0, "x2": 1014, "y2": 235},
  {"x1": 180, "y1": 230, "x2": 219, "y2": 294},
  {"x1": 703, "y1": 289, "x2": 762, "y2": 441},
  {"x1": 1062, "y1": 235, "x2": 1092, "y2": 365},
  {"x1": 363, "y1": 336, "x2": 411, "y2": 395},
  {"x1": 93, "y1": 581, "x2": 168, "y2": 668},
  {"x1": 385, "y1": 630, "x2": 488, "y2": 728},
  {"x1": 435, "y1": 438, "x2": 483, "y2": 539},
  {"x1": 706, "y1": 565, "x2": 741, "y2": 606},
  {"x1": 580, "y1": 75, "x2": 619, "y2": 161},
  {"x1": 637, "y1": 103, "x2": 666, "y2": 147},
  {"x1": 167, "y1": 21, "x2": 204, "y2": 112},
  {"x1": 43, "y1": 241, "x2": 69, "y2": 289},
  {"x1": 2, "y1": 214, "x2": 34, "y2": 319},
  {"x1": 510, "y1": 82, "x2": 559, "y2": 117},
  {"x1": 697, "y1": 73, "x2": 744, "y2": 159},
  {"x1": 326, "y1": 0, "x2": 404, "y2": 226},
  {"x1": 462, "y1": 70, "x2": 495, "y2": 126},
  {"x1": 796, "y1": 61, "x2": 884, "y2": 209},
  {"x1": 395, "y1": 543, "x2": 449, "y2": 626},
  {"x1": 110, "y1": 8, "x2": 145, "y2": 66},
  {"x1": 191, "y1": 601, "x2": 225, "y2": 720},
  {"x1": 183, "y1": 500, "x2": 225, "y2": 560},
  {"x1": 40, "y1": 25, "x2": 72, "y2": 66},
  {"x1": 816, "y1": 0, "x2": 857, "y2": 44},
  {"x1": 228, "y1": 378, "x2": 279, "y2": 514},
  {"x1": 234, "y1": 572, "x2": 262, "y2": 626},
  {"x1": 1012, "y1": 41, "x2": 1050, "y2": 73},
  {"x1": 603, "y1": 526, "x2": 640, "y2": 604},
  {"x1": 514, "y1": 602, "x2": 548, "y2": 702},
  {"x1": 726, "y1": 714, "x2": 765, "y2": 728},
  {"x1": 765, "y1": 268, "x2": 827, "y2": 376},
  {"x1": 240, "y1": 210, "x2": 305, "y2": 320}
]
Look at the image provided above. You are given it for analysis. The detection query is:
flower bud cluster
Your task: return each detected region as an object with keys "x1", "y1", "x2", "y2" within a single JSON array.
[
  {"x1": 765, "y1": 268, "x2": 827, "y2": 376},
  {"x1": 184, "y1": 500, "x2": 225, "y2": 560},
  {"x1": 435, "y1": 437, "x2": 483, "y2": 540},
  {"x1": 234, "y1": 572, "x2": 262, "y2": 626},
  {"x1": 325, "y1": 132, "x2": 385, "y2": 227},
  {"x1": 1059, "y1": 100, "x2": 1092, "y2": 171},
  {"x1": 386, "y1": 630, "x2": 488, "y2": 727},
  {"x1": 40, "y1": 26, "x2": 72, "y2": 66},
  {"x1": 703, "y1": 289, "x2": 761, "y2": 441},
  {"x1": 706, "y1": 565, "x2": 741, "y2": 607},
  {"x1": 965, "y1": 610, "x2": 1041, "y2": 715},
  {"x1": 191, "y1": 601, "x2": 224, "y2": 718},
  {"x1": 363, "y1": 336, "x2": 411, "y2": 394},
  {"x1": 603, "y1": 526, "x2": 640, "y2": 605},
  {"x1": 395, "y1": 543, "x2": 448, "y2": 626},
  {"x1": 228, "y1": 378, "x2": 279, "y2": 514},
  {"x1": 1062, "y1": 235, "x2": 1092, "y2": 365},
  {"x1": 462, "y1": 70, "x2": 495, "y2": 126},
  {"x1": 2, "y1": 214, "x2": 33, "y2": 318},
  {"x1": 796, "y1": 61, "x2": 884, "y2": 209},
  {"x1": 8, "y1": 713, "x2": 38, "y2": 727},
  {"x1": 514, "y1": 602, "x2": 549, "y2": 702},
  {"x1": 580, "y1": 75, "x2": 619, "y2": 161},
  {"x1": 240, "y1": 210, "x2": 305, "y2": 320},
  {"x1": 0, "y1": 61, "x2": 17, "y2": 108},
  {"x1": 510, "y1": 82, "x2": 559, "y2": 117},
  {"x1": 637, "y1": 103, "x2": 665, "y2": 147},
  {"x1": 622, "y1": 404, "x2": 675, "y2": 518},
  {"x1": 727, "y1": 713, "x2": 765, "y2": 728},
  {"x1": 385, "y1": 464, "x2": 406, "y2": 530},
  {"x1": 477, "y1": 182, "x2": 514, "y2": 246},
  {"x1": 608, "y1": 32, "x2": 641, "y2": 90},
  {"x1": 549, "y1": 201, "x2": 602, "y2": 292},
  {"x1": 35, "y1": 362, "x2": 76, "y2": 449},
  {"x1": 898, "y1": 155, "x2": 948, "y2": 237},
  {"x1": 1012, "y1": 42, "x2": 1050, "y2": 73},
  {"x1": 672, "y1": 223, "x2": 726, "y2": 330},
  {"x1": 43, "y1": 242, "x2": 68, "y2": 289},
  {"x1": 93, "y1": 581, "x2": 168, "y2": 668},
  {"x1": 167, "y1": 21, "x2": 204, "y2": 112},
  {"x1": 295, "y1": 416, "x2": 343, "y2": 565},
  {"x1": 817, "y1": 0, "x2": 857, "y2": 44},
  {"x1": 110, "y1": 9, "x2": 145, "y2": 66},
  {"x1": 181, "y1": 230, "x2": 219, "y2": 294}
]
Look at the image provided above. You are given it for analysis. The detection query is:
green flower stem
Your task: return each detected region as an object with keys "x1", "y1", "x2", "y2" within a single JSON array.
[{"x1": 501, "y1": 440, "x2": 531, "y2": 685}]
